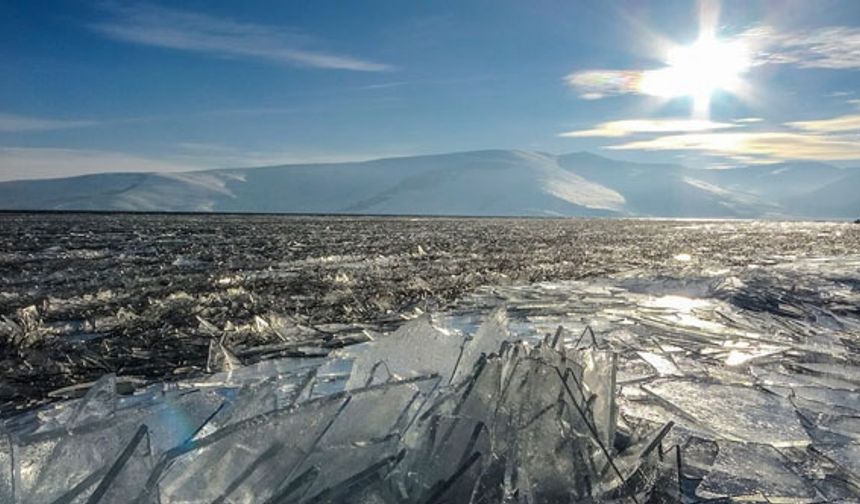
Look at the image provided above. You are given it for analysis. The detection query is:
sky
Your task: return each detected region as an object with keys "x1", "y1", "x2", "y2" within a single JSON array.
[{"x1": 1, "y1": 0, "x2": 860, "y2": 181}]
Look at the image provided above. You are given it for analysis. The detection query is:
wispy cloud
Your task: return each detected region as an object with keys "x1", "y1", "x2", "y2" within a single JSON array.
[
  {"x1": 607, "y1": 131, "x2": 860, "y2": 161},
  {"x1": 0, "y1": 113, "x2": 97, "y2": 133},
  {"x1": 358, "y1": 81, "x2": 407, "y2": 91},
  {"x1": 741, "y1": 25, "x2": 860, "y2": 70},
  {"x1": 564, "y1": 70, "x2": 644, "y2": 99},
  {"x1": 559, "y1": 118, "x2": 736, "y2": 138},
  {"x1": 0, "y1": 143, "x2": 417, "y2": 182},
  {"x1": 787, "y1": 114, "x2": 860, "y2": 133},
  {"x1": 0, "y1": 147, "x2": 194, "y2": 181},
  {"x1": 90, "y1": 4, "x2": 392, "y2": 72},
  {"x1": 172, "y1": 142, "x2": 410, "y2": 168}
]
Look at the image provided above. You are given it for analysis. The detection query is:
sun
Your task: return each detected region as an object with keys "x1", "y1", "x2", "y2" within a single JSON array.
[{"x1": 639, "y1": 35, "x2": 751, "y2": 117}]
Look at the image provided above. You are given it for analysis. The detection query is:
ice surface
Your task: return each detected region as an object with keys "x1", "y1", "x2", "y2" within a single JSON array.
[
  {"x1": 0, "y1": 314, "x2": 673, "y2": 503},
  {"x1": 450, "y1": 306, "x2": 509, "y2": 383},
  {"x1": 87, "y1": 424, "x2": 154, "y2": 504},
  {"x1": 696, "y1": 442, "x2": 818, "y2": 502},
  {"x1": 642, "y1": 380, "x2": 810, "y2": 447},
  {"x1": 4, "y1": 217, "x2": 859, "y2": 414},
  {"x1": 820, "y1": 444, "x2": 860, "y2": 484},
  {"x1": 451, "y1": 255, "x2": 860, "y2": 501},
  {"x1": 3, "y1": 253, "x2": 860, "y2": 502},
  {"x1": 636, "y1": 351, "x2": 682, "y2": 377},
  {"x1": 206, "y1": 338, "x2": 243, "y2": 373},
  {"x1": 341, "y1": 315, "x2": 463, "y2": 389}
]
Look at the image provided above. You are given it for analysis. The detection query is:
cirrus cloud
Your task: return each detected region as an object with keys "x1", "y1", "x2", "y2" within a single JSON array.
[
  {"x1": 787, "y1": 114, "x2": 860, "y2": 133},
  {"x1": 0, "y1": 113, "x2": 97, "y2": 133},
  {"x1": 90, "y1": 4, "x2": 392, "y2": 72},
  {"x1": 564, "y1": 70, "x2": 644, "y2": 99},
  {"x1": 741, "y1": 25, "x2": 860, "y2": 70},
  {"x1": 607, "y1": 131, "x2": 860, "y2": 161},
  {"x1": 559, "y1": 118, "x2": 737, "y2": 138}
]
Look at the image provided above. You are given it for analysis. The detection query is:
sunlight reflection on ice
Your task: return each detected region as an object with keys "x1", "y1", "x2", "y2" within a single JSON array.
[{"x1": 642, "y1": 295, "x2": 710, "y2": 312}]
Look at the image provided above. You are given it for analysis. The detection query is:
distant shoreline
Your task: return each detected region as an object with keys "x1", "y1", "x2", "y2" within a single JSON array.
[{"x1": 0, "y1": 209, "x2": 852, "y2": 223}]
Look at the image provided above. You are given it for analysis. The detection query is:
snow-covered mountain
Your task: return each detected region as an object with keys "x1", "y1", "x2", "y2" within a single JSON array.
[{"x1": 0, "y1": 150, "x2": 856, "y2": 218}]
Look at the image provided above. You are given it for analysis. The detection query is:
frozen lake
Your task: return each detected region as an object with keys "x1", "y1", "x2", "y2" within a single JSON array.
[{"x1": 1, "y1": 214, "x2": 859, "y2": 501}]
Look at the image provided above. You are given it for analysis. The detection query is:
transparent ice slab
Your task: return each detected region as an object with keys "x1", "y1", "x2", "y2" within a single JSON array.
[
  {"x1": 642, "y1": 380, "x2": 811, "y2": 447},
  {"x1": 0, "y1": 313, "x2": 671, "y2": 503},
  {"x1": 696, "y1": 442, "x2": 818, "y2": 502}
]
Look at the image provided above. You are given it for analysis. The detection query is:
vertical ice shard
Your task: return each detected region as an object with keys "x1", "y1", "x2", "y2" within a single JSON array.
[
  {"x1": 85, "y1": 424, "x2": 153, "y2": 504},
  {"x1": 206, "y1": 338, "x2": 242, "y2": 373},
  {"x1": 152, "y1": 393, "x2": 351, "y2": 503},
  {"x1": 451, "y1": 307, "x2": 509, "y2": 384},
  {"x1": 2, "y1": 315, "x2": 672, "y2": 503},
  {"x1": 13, "y1": 417, "x2": 137, "y2": 502},
  {"x1": 342, "y1": 315, "x2": 464, "y2": 389},
  {"x1": 69, "y1": 374, "x2": 118, "y2": 427},
  {"x1": 0, "y1": 430, "x2": 12, "y2": 504},
  {"x1": 290, "y1": 378, "x2": 434, "y2": 501},
  {"x1": 575, "y1": 347, "x2": 619, "y2": 452},
  {"x1": 388, "y1": 335, "x2": 669, "y2": 503},
  {"x1": 136, "y1": 388, "x2": 226, "y2": 454},
  {"x1": 3, "y1": 385, "x2": 225, "y2": 503}
]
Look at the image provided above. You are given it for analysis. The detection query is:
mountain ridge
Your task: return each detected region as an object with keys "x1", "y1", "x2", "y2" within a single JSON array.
[{"x1": 0, "y1": 150, "x2": 857, "y2": 218}]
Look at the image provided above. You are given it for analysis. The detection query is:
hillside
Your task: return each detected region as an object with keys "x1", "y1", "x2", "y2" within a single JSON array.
[{"x1": 0, "y1": 150, "x2": 856, "y2": 218}]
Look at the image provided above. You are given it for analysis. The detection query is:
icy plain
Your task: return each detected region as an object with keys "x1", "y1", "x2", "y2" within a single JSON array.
[{"x1": 1, "y1": 215, "x2": 860, "y2": 502}]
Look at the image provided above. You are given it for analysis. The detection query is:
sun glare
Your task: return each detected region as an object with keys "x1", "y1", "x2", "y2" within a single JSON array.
[{"x1": 640, "y1": 35, "x2": 751, "y2": 116}]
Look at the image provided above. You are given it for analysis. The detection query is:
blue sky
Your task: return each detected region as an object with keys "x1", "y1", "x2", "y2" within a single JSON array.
[{"x1": 2, "y1": 0, "x2": 860, "y2": 180}]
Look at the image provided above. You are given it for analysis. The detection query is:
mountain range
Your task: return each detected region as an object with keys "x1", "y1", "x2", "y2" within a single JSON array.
[{"x1": 0, "y1": 150, "x2": 857, "y2": 218}]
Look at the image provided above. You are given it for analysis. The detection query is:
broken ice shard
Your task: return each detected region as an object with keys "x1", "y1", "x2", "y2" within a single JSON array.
[
  {"x1": 695, "y1": 441, "x2": 817, "y2": 502},
  {"x1": 642, "y1": 380, "x2": 810, "y2": 447},
  {"x1": 0, "y1": 312, "x2": 673, "y2": 503},
  {"x1": 341, "y1": 315, "x2": 463, "y2": 389}
]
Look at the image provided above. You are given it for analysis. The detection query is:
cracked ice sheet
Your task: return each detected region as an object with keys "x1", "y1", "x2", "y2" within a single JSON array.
[
  {"x1": 641, "y1": 380, "x2": 810, "y2": 447},
  {"x1": 696, "y1": 441, "x2": 819, "y2": 503},
  {"x1": 449, "y1": 255, "x2": 860, "y2": 500}
]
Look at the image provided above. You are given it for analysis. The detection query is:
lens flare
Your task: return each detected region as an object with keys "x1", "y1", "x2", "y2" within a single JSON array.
[{"x1": 640, "y1": 35, "x2": 751, "y2": 116}]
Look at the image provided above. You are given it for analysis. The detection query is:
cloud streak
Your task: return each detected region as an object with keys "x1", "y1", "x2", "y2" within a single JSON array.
[
  {"x1": 0, "y1": 147, "x2": 195, "y2": 182},
  {"x1": 607, "y1": 131, "x2": 860, "y2": 161},
  {"x1": 564, "y1": 70, "x2": 644, "y2": 99},
  {"x1": 0, "y1": 144, "x2": 417, "y2": 182},
  {"x1": 559, "y1": 118, "x2": 736, "y2": 138},
  {"x1": 787, "y1": 114, "x2": 860, "y2": 133},
  {"x1": 172, "y1": 142, "x2": 403, "y2": 168},
  {"x1": 0, "y1": 113, "x2": 97, "y2": 133},
  {"x1": 90, "y1": 4, "x2": 392, "y2": 72},
  {"x1": 742, "y1": 25, "x2": 860, "y2": 70}
]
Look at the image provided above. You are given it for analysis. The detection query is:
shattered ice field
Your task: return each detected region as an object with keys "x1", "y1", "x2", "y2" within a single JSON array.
[{"x1": 1, "y1": 213, "x2": 860, "y2": 502}]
